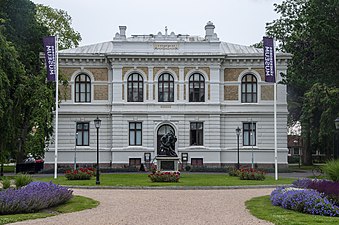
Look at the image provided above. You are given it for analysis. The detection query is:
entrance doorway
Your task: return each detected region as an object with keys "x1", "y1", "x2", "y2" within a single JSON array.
[{"x1": 157, "y1": 124, "x2": 175, "y2": 155}]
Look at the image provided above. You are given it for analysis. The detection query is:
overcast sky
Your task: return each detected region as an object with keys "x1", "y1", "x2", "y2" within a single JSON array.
[{"x1": 32, "y1": 0, "x2": 283, "y2": 47}]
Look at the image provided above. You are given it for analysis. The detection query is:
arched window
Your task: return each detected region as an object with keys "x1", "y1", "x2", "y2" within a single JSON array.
[
  {"x1": 241, "y1": 74, "x2": 257, "y2": 103},
  {"x1": 75, "y1": 74, "x2": 91, "y2": 102},
  {"x1": 158, "y1": 73, "x2": 174, "y2": 102},
  {"x1": 189, "y1": 73, "x2": 205, "y2": 102},
  {"x1": 127, "y1": 73, "x2": 143, "y2": 102}
]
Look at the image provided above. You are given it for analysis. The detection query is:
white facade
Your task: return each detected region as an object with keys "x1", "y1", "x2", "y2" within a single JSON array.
[{"x1": 45, "y1": 22, "x2": 291, "y2": 169}]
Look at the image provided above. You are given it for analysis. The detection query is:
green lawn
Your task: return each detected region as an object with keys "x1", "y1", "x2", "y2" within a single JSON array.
[
  {"x1": 34, "y1": 173, "x2": 295, "y2": 186},
  {"x1": 0, "y1": 195, "x2": 99, "y2": 225},
  {"x1": 246, "y1": 195, "x2": 339, "y2": 225}
]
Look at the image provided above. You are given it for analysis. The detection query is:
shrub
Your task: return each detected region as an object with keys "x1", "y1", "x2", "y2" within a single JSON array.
[
  {"x1": 228, "y1": 166, "x2": 240, "y2": 177},
  {"x1": 322, "y1": 160, "x2": 339, "y2": 182},
  {"x1": 1, "y1": 177, "x2": 11, "y2": 190},
  {"x1": 65, "y1": 167, "x2": 95, "y2": 180},
  {"x1": 0, "y1": 181, "x2": 73, "y2": 214},
  {"x1": 238, "y1": 167, "x2": 266, "y2": 180},
  {"x1": 148, "y1": 171, "x2": 180, "y2": 182},
  {"x1": 270, "y1": 187, "x2": 339, "y2": 217},
  {"x1": 15, "y1": 173, "x2": 33, "y2": 188},
  {"x1": 293, "y1": 178, "x2": 339, "y2": 204}
]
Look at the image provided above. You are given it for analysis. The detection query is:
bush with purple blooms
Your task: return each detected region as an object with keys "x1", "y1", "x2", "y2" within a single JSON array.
[
  {"x1": 0, "y1": 181, "x2": 73, "y2": 215},
  {"x1": 293, "y1": 178, "x2": 339, "y2": 204},
  {"x1": 270, "y1": 187, "x2": 339, "y2": 217}
]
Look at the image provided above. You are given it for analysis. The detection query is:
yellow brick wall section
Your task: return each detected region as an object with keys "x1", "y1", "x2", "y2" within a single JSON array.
[
  {"x1": 224, "y1": 68, "x2": 265, "y2": 81},
  {"x1": 122, "y1": 67, "x2": 133, "y2": 80},
  {"x1": 224, "y1": 86, "x2": 238, "y2": 100},
  {"x1": 91, "y1": 68, "x2": 108, "y2": 81},
  {"x1": 59, "y1": 68, "x2": 108, "y2": 81},
  {"x1": 59, "y1": 84, "x2": 71, "y2": 100},
  {"x1": 184, "y1": 67, "x2": 210, "y2": 80},
  {"x1": 94, "y1": 85, "x2": 108, "y2": 100},
  {"x1": 153, "y1": 67, "x2": 164, "y2": 80},
  {"x1": 261, "y1": 85, "x2": 274, "y2": 100},
  {"x1": 60, "y1": 68, "x2": 77, "y2": 80}
]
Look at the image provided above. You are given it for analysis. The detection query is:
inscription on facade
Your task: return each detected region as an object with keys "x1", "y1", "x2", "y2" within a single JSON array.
[{"x1": 154, "y1": 43, "x2": 179, "y2": 50}]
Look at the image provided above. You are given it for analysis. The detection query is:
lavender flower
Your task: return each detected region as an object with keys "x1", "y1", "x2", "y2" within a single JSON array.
[{"x1": 0, "y1": 181, "x2": 73, "y2": 215}]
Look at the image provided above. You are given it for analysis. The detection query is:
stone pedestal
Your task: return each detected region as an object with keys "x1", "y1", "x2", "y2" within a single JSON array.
[{"x1": 155, "y1": 156, "x2": 180, "y2": 171}]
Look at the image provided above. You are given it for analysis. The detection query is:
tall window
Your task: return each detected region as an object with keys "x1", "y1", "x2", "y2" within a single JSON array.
[
  {"x1": 75, "y1": 74, "x2": 91, "y2": 102},
  {"x1": 243, "y1": 122, "x2": 256, "y2": 146},
  {"x1": 190, "y1": 122, "x2": 203, "y2": 146},
  {"x1": 127, "y1": 73, "x2": 143, "y2": 102},
  {"x1": 129, "y1": 122, "x2": 142, "y2": 145},
  {"x1": 189, "y1": 73, "x2": 205, "y2": 102},
  {"x1": 76, "y1": 122, "x2": 89, "y2": 146},
  {"x1": 158, "y1": 73, "x2": 174, "y2": 102},
  {"x1": 241, "y1": 74, "x2": 257, "y2": 103}
]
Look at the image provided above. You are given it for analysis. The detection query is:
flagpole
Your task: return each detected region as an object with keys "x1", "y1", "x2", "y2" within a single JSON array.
[
  {"x1": 273, "y1": 38, "x2": 278, "y2": 181},
  {"x1": 54, "y1": 35, "x2": 59, "y2": 179}
]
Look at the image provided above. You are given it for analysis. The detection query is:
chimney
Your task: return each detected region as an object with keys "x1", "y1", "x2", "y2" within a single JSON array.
[
  {"x1": 205, "y1": 21, "x2": 218, "y2": 41},
  {"x1": 119, "y1": 26, "x2": 127, "y2": 39}
]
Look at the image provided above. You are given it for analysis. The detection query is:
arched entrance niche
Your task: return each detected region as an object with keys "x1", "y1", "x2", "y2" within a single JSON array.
[{"x1": 156, "y1": 124, "x2": 175, "y2": 155}]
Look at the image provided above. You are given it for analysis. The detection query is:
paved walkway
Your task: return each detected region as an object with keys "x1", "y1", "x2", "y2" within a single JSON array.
[{"x1": 10, "y1": 188, "x2": 274, "y2": 225}]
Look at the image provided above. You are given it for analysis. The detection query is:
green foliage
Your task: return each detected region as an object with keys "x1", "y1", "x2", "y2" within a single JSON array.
[
  {"x1": 322, "y1": 159, "x2": 339, "y2": 182},
  {"x1": 0, "y1": 195, "x2": 98, "y2": 225},
  {"x1": 35, "y1": 4, "x2": 82, "y2": 50},
  {"x1": 1, "y1": 177, "x2": 11, "y2": 190},
  {"x1": 266, "y1": 0, "x2": 339, "y2": 164},
  {"x1": 238, "y1": 167, "x2": 266, "y2": 181},
  {"x1": 14, "y1": 174, "x2": 33, "y2": 188},
  {"x1": 148, "y1": 171, "x2": 180, "y2": 182}
]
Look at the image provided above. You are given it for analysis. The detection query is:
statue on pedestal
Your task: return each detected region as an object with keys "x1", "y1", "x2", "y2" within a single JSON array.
[{"x1": 158, "y1": 130, "x2": 177, "y2": 157}]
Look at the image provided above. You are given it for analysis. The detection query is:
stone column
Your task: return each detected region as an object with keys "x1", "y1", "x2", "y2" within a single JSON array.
[
  {"x1": 148, "y1": 66, "x2": 154, "y2": 102},
  {"x1": 179, "y1": 66, "x2": 185, "y2": 102},
  {"x1": 112, "y1": 65, "x2": 123, "y2": 103},
  {"x1": 209, "y1": 65, "x2": 221, "y2": 103}
]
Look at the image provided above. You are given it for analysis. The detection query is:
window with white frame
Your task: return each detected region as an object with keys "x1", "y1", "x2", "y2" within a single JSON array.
[
  {"x1": 76, "y1": 122, "x2": 89, "y2": 146},
  {"x1": 75, "y1": 74, "x2": 91, "y2": 102},
  {"x1": 190, "y1": 122, "x2": 203, "y2": 146},
  {"x1": 241, "y1": 74, "x2": 257, "y2": 103},
  {"x1": 243, "y1": 122, "x2": 256, "y2": 146},
  {"x1": 189, "y1": 73, "x2": 205, "y2": 102},
  {"x1": 129, "y1": 122, "x2": 142, "y2": 146},
  {"x1": 158, "y1": 73, "x2": 174, "y2": 102},
  {"x1": 127, "y1": 73, "x2": 143, "y2": 102}
]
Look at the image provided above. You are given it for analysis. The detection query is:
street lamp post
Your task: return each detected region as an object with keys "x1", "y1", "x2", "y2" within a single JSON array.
[
  {"x1": 236, "y1": 127, "x2": 241, "y2": 169},
  {"x1": 94, "y1": 116, "x2": 101, "y2": 185},
  {"x1": 335, "y1": 118, "x2": 339, "y2": 159},
  {"x1": 74, "y1": 132, "x2": 78, "y2": 171}
]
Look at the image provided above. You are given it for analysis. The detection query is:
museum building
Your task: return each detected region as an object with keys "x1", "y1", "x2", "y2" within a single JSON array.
[{"x1": 44, "y1": 22, "x2": 291, "y2": 169}]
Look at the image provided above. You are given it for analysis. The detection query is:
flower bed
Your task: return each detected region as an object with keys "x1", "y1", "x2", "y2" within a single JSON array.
[
  {"x1": 148, "y1": 171, "x2": 180, "y2": 182},
  {"x1": 0, "y1": 181, "x2": 73, "y2": 214},
  {"x1": 65, "y1": 167, "x2": 95, "y2": 180},
  {"x1": 293, "y1": 178, "x2": 339, "y2": 204},
  {"x1": 270, "y1": 187, "x2": 339, "y2": 217},
  {"x1": 238, "y1": 167, "x2": 266, "y2": 180}
]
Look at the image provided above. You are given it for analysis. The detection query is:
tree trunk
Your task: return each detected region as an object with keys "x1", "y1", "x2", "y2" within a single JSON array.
[{"x1": 303, "y1": 125, "x2": 313, "y2": 166}]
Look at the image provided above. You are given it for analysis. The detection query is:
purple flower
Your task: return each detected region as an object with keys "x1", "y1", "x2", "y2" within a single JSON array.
[{"x1": 0, "y1": 182, "x2": 73, "y2": 214}]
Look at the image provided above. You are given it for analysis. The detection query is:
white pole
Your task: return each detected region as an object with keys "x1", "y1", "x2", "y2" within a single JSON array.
[
  {"x1": 273, "y1": 38, "x2": 278, "y2": 181},
  {"x1": 54, "y1": 35, "x2": 59, "y2": 179},
  {"x1": 251, "y1": 119, "x2": 254, "y2": 169},
  {"x1": 274, "y1": 83, "x2": 278, "y2": 180}
]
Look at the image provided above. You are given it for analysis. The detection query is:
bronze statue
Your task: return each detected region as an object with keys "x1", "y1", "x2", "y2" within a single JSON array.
[{"x1": 158, "y1": 130, "x2": 177, "y2": 157}]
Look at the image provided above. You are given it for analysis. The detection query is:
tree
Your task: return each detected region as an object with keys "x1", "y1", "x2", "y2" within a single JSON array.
[
  {"x1": 0, "y1": 0, "x2": 55, "y2": 163},
  {"x1": 266, "y1": 0, "x2": 339, "y2": 164},
  {"x1": 35, "y1": 4, "x2": 82, "y2": 50}
]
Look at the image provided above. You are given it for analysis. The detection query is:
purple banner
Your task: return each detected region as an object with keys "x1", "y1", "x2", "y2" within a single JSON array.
[
  {"x1": 43, "y1": 36, "x2": 56, "y2": 81},
  {"x1": 263, "y1": 37, "x2": 276, "y2": 83}
]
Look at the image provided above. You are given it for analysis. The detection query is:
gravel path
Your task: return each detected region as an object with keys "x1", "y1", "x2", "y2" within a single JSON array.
[{"x1": 10, "y1": 188, "x2": 274, "y2": 225}]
